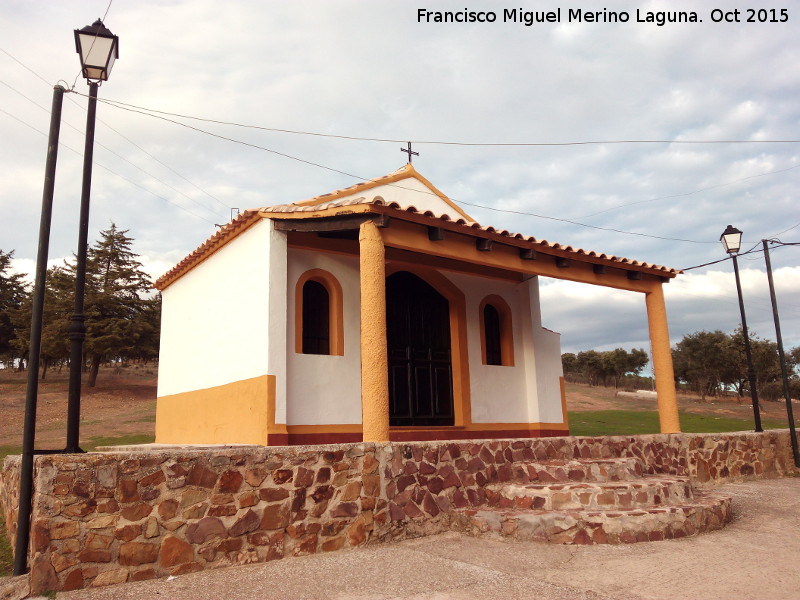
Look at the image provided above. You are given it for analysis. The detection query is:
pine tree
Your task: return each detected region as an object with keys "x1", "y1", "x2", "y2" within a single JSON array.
[
  {"x1": 10, "y1": 265, "x2": 74, "y2": 378},
  {"x1": 131, "y1": 294, "x2": 161, "y2": 365},
  {"x1": 39, "y1": 266, "x2": 73, "y2": 378},
  {"x1": 67, "y1": 224, "x2": 157, "y2": 386},
  {"x1": 0, "y1": 249, "x2": 30, "y2": 367},
  {"x1": 5, "y1": 228, "x2": 159, "y2": 383}
]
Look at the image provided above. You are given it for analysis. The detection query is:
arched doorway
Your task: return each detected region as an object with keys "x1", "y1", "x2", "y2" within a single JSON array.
[{"x1": 386, "y1": 271, "x2": 454, "y2": 426}]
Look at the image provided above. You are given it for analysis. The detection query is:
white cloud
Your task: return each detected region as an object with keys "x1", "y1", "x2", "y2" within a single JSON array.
[
  {"x1": 540, "y1": 265, "x2": 800, "y2": 354},
  {"x1": 2, "y1": 0, "x2": 799, "y2": 353}
]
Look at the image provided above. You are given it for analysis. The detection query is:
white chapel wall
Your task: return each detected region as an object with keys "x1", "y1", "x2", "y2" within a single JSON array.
[
  {"x1": 527, "y1": 277, "x2": 565, "y2": 423},
  {"x1": 286, "y1": 247, "x2": 362, "y2": 426},
  {"x1": 333, "y1": 177, "x2": 467, "y2": 221},
  {"x1": 157, "y1": 220, "x2": 277, "y2": 397},
  {"x1": 371, "y1": 178, "x2": 459, "y2": 217},
  {"x1": 443, "y1": 272, "x2": 529, "y2": 424},
  {"x1": 443, "y1": 272, "x2": 564, "y2": 426}
]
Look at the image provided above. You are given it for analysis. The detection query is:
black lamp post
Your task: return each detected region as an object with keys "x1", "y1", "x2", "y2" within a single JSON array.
[
  {"x1": 720, "y1": 225, "x2": 763, "y2": 432},
  {"x1": 13, "y1": 18, "x2": 119, "y2": 577},
  {"x1": 65, "y1": 20, "x2": 119, "y2": 453},
  {"x1": 13, "y1": 86, "x2": 66, "y2": 576},
  {"x1": 13, "y1": 19, "x2": 119, "y2": 577},
  {"x1": 762, "y1": 240, "x2": 800, "y2": 467}
]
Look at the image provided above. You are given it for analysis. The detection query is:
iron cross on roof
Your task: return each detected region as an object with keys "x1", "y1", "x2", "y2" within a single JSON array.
[{"x1": 401, "y1": 141, "x2": 419, "y2": 164}]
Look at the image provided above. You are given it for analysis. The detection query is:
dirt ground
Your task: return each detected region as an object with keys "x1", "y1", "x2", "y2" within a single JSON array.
[
  {"x1": 0, "y1": 366, "x2": 157, "y2": 450},
  {"x1": 565, "y1": 381, "x2": 798, "y2": 422},
  {"x1": 0, "y1": 370, "x2": 795, "y2": 451}
]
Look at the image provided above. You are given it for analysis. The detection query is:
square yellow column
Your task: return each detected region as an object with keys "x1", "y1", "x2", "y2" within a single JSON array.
[{"x1": 646, "y1": 284, "x2": 681, "y2": 433}]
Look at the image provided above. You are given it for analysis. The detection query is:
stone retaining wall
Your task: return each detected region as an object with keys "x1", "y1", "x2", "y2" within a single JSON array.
[{"x1": 1, "y1": 430, "x2": 795, "y2": 594}]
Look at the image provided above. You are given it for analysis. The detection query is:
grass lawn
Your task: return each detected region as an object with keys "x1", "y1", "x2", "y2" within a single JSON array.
[
  {"x1": 569, "y1": 410, "x2": 786, "y2": 437},
  {"x1": 0, "y1": 434, "x2": 155, "y2": 463}
]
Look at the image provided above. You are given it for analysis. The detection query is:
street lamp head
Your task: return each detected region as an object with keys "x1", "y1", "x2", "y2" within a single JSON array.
[
  {"x1": 720, "y1": 224, "x2": 743, "y2": 255},
  {"x1": 74, "y1": 19, "x2": 119, "y2": 82}
]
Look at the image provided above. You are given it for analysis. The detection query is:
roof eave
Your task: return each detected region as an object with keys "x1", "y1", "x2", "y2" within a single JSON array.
[
  {"x1": 153, "y1": 210, "x2": 264, "y2": 291},
  {"x1": 264, "y1": 201, "x2": 681, "y2": 278}
]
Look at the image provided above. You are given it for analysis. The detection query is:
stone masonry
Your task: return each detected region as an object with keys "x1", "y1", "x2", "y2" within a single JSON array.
[{"x1": 0, "y1": 430, "x2": 795, "y2": 595}]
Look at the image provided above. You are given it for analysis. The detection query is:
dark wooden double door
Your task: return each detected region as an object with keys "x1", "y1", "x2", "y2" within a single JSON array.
[{"x1": 387, "y1": 272, "x2": 454, "y2": 426}]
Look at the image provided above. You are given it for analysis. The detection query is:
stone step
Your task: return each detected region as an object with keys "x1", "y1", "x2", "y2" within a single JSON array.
[
  {"x1": 521, "y1": 457, "x2": 645, "y2": 484},
  {"x1": 486, "y1": 475, "x2": 694, "y2": 511},
  {"x1": 454, "y1": 491, "x2": 732, "y2": 545}
]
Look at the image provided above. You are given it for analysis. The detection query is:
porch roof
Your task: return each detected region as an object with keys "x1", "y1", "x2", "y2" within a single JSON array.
[{"x1": 155, "y1": 168, "x2": 681, "y2": 291}]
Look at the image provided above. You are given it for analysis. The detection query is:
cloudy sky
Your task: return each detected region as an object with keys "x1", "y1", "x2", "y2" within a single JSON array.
[{"x1": 2, "y1": 0, "x2": 799, "y2": 360}]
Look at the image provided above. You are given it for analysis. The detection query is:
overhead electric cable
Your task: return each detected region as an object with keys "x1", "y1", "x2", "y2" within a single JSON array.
[
  {"x1": 677, "y1": 240, "x2": 800, "y2": 320},
  {"x1": 0, "y1": 80, "x2": 227, "y2": 221},
  {"x1": 575, "y1": 164, "x2": 800, "y2": 219},
  {"x1": 666, "y1": 277, "x2": 800, "y2": 316},
  {"x1": 0, "y1": 107, "x2": 218, "y2": 226},
  {"x1": 456, "y1": 200, "x2": 713, "y2": 244},
  {"x1": 86, "y1": 93, "x2": 796, "y2": 246},
  {"x1": 0, "y1": 46, "x2": 231, "y2": 212},
  {"x1": 0, "y1": 48, "x2": 52, "y2": 86},
  {"x1": 680, "y1": 254, "x2": 742, "y2": 271},
  {"x1": 680, "y1": 239, "x2": 799, "y2": 290},
  {"x1": 770, "y1": 222, "x2": 800, "y2": 238},
  {"x1": 6, "y1": 47, "x2": 790, "y2": 248},
  {"x1": 70, "y1": 1, "x2": 115, "y2": 89},
  {"x1": 95, "y1": 95, "x2": 800, "y2": 147},
  {"x1": 95, "y1": 96, "x2": 718, "y2": 245},
  {"x1": 680, "y1": 239, "x2": 766, "y2": 271}
]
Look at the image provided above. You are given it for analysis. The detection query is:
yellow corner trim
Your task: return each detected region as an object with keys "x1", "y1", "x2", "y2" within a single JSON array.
[{"x1": 156, "y1": 374, "x2": 278, "y2": 445}]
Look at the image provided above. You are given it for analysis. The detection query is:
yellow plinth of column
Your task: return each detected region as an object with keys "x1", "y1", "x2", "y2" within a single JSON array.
[
  {"x1": 359, "y1": 220, "x2": 390, "y2": 442},
  {"x1": 646, "y1": 284, "x2": 681, "y2": 433}
]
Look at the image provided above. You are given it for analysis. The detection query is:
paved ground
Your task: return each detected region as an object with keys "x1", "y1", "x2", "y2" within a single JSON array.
[{"x1": 54, "y1": 477, "x2": 799, "y2": 600}]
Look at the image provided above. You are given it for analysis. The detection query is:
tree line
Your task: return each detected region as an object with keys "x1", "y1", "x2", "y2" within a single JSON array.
[
  {"x1": 5, "y1": 226, "x2": 798, "y2": 399},
  {"x1": 562, "y1": 331, "x2": 800, "y2": 401},
  {"x1": 0, "y1": 224, "x2": 160, "y2": 386},
  {"x1": 562, "y1": 348, "x2": 650, "y2": 389},
  {"x1": 672, "y1": 329, "x2": 799, "y2": 401}
]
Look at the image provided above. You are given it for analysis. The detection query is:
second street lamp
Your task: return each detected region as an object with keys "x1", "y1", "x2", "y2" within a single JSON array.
[
  {"x1": 720, "y1": 225, "x2": 762, "y2": 432},
  {"x1": 762, "y1": 239, "x2": 800, "y2": 467},
  {"x1": 66, "y1": 19, "x2": 120, "y2": 453}
]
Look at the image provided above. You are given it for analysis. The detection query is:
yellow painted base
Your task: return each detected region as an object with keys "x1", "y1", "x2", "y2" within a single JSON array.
[{"x1": 156, "y1": 374, "x2": 285, "y2": 445}]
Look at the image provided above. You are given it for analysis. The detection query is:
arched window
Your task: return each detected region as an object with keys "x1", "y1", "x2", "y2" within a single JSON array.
[
  {"x1": 483, "y1": 303, "x2": 502, "y2": 365},
  {"x1": 295, "y1": 269, "x2": 344, "y2": 356},
  {"x1": 302, "y1": 280, "x2": 330, "y2": 354},
  {"x1": 479, "y1": 295, "x2": 514, "y2": 366}
]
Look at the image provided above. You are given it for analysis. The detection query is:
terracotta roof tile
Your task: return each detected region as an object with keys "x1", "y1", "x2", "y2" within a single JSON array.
[
  {"x1": 156, "y1": 185, "x2": 680, "y2": 290},
  {"x1": 259, "y1": 196, "x2": 679, "y2": 275},
  {"x1": 154, "y1": 210, "x2": 262, "y2": 290}
]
